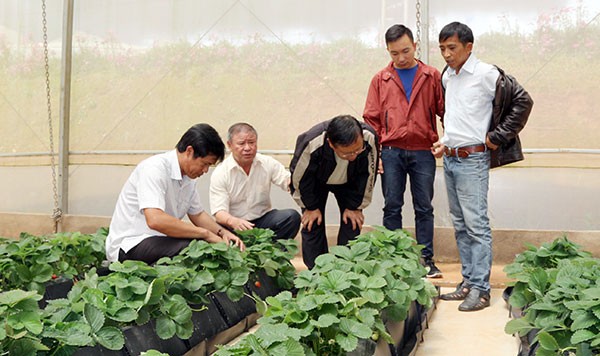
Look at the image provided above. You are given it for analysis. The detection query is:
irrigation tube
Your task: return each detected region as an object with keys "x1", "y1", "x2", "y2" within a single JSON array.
[{"x1": 1, "y1": 148, "x2": 600, "y2": 158}]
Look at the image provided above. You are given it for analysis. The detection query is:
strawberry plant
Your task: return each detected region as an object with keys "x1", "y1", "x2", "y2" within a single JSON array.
[
  {"x1": 504, "y1": 236, "x2": 591, "y2": 310},
  {"x1": 0, "y1": 290, "x2": 47, "y2": 354},
  {"x1": 0, "y1": 228, "x2": 107, "y2": 294},
  {"x1": 506, "y1": 257, "x2": 600, "y2": 355},
  {"x1": 216, "y1": 227, "x2": 438, "y2": 355},
  {"x1": 236, "y1": 228, "x2": 298, "y2": 290},
  {"x1": 157, "y1": 239, "x2": 249, "y2": 303}
]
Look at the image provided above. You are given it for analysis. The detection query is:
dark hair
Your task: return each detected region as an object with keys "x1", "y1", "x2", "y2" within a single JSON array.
[
  {"x1": 385, "y1": 24, "x2": 414, "y2": 44},
  {"x1": 439, "y1": 22, "x2": 474, "y2": 45},
  {"x1": 227, "y1": 122, "x2": 257, "y2": 142},
  {"x1": 176, "y1": 123, "x2": 225, "y2": 162},
  {"x1": 326, "y1": 115, "x2": 363, "y2": 146}
]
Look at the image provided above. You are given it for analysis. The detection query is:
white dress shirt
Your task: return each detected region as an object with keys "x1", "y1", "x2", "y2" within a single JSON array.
[
  {"x1": 441, "y1": 53, "x2": 499, "y2": 148},
  {"x1": 210, "y1": 153, "x2": 290, "y2": 221},
  {"x1": 105, "y1": 150, "x2": 203, "y2": 262}
]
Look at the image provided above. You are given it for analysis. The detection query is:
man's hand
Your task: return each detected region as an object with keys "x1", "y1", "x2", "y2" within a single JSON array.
[
  {"x1": 301, "y1": 209, "x2": 322, "y2": 232},
  {"x1": 227, "y1": 216, "x2": 255, "y2": 231},
  {"x1": 377, "y1": 159, "x2": 384, "y2": 174},
  {"x1": 342, "y1": 209, "x2": 364, "y2": 231},
  {"x1": 485, "y1": 134, "x2": 499, "y2": 150},
  {"x1": 431, "y1": 141, "x2": 445, "y2": 158},
  {"x1": 221, "y1": 230, "x2": 246, "y2": 252}
]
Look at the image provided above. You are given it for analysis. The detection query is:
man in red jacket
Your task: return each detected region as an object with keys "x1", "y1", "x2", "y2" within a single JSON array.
[{"x1": 363, "y1": 24, "x2": 444, "y2": 278}]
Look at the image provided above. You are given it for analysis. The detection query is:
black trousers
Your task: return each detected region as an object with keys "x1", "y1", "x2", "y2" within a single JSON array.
[
  {"x1": 301, "y1": 185, "x2": 361, "y2": 269},
  {"x1": 119, "y1": 236, "x2": 192, "y2": 265},
  {"x1": 251, "y1": 208, "x2": 301, "y2": 240}
]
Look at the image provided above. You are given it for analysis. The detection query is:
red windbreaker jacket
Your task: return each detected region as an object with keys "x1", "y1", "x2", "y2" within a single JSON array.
[{"x1": 363, "y1": 60, "x2": 445, "y2": 150}]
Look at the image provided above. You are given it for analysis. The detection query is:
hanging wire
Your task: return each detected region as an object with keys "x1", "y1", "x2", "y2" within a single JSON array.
[
  {"x1": 41, "y1": 0, "x2": 62, "y2": 232},
  {"x1": 415, "y1": 0, "x2": 422, "y2": 60}
]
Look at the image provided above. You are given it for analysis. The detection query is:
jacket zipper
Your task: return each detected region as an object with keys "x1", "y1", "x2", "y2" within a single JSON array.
[
  {"x1": 429, "y1": 109, "x2": 436, "y2": 131},
  {"x1": 385, "y1": 111, "x2": 389, "y2": 134}
]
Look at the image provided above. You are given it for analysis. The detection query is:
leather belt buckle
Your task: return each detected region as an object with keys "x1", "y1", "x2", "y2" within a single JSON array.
[{"x1": 444, "y1": 144, "x2": 486, "y2": 158}]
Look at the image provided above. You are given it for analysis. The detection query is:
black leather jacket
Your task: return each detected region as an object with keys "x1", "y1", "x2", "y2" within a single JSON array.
[{"x1": 488, "y1": 66, "x2": 534, "y2": 168}]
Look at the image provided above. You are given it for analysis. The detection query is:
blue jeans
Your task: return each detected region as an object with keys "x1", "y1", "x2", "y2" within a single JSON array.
[
  {"x1": 443, "y1": 151, "x2": 492, "y2": 293},
  {"x1": 381, "y1": 147, "x2": 435, "y2": 259}
]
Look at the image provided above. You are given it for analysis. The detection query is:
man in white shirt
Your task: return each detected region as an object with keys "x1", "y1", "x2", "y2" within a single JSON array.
[
  {"x1": 431, "y1": 22, "x2": 532, "y2": 312},
  {"x1": 210, "y1": 123, "x2": 301, "y2": 239},
  {"x1": 105, "y1": 123, "x2": 245, "y2": 264}
]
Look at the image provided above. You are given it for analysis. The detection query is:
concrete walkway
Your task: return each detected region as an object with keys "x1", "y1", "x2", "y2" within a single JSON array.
[
  {"x1": 414, "y1": 263, "x2": 519, "y2": 356},
  {"x1": 415, "y1": 287, "x2": 519, "y2": 356}
]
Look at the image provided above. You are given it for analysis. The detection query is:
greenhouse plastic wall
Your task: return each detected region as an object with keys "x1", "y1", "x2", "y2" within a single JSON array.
[{"x1": 0, "y1": 0, "x2": 599, "y2": 231}]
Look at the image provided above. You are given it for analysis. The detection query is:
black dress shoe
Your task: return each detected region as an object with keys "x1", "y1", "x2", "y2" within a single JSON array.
[{"x1": 458, "y1": 289, "x2": 490, "y2": 311}]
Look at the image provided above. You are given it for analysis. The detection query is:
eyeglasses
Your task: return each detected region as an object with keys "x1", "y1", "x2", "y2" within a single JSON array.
[{"x1": 335, "y1": 142, "x2": 366, "y2": 159}]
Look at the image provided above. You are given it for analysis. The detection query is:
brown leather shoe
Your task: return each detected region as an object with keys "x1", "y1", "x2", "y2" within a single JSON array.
[{"x1": 440, "y1": 281, "x2": 470, "y2": 301}]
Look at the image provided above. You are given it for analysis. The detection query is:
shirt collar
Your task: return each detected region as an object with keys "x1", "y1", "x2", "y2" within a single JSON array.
[
  {"x1": 448, "y1": 53, "x2": 478, "y2": 76},
  {"x1": 224, "y1": 153, "x2": 260, "y2": 173},
  {"x1": 167, "y1": 149, "x2": 184, "y2": 181}
]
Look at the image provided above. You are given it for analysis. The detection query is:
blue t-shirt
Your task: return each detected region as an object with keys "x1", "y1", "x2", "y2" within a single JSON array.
[{"x1": 395, "y1": 65, "x2": 418, "y2": 102}]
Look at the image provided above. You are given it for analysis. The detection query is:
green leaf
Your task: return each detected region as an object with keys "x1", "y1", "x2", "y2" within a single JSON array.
[
  {"x1": 360, "y1": 289, "x2": 385, "y2": 304},
  {"x1": 267, "y1": 338, "x2": 305, "y2": 356},
  {"x1": 155, "y1": 315, "x2": 177, "y2": 339},
  {"x1": 364, "y1": 276, "x2": 386, "y2": 289},
  {"x1": 582, "y1": 288, "x2": 600, "y2": 300},
  {"x1": 254, "y1": 324, "x2": 294, "y2": 346},
  {"x1": 335, "y1": 333, "x2": 358, "y2": 352},
  {"x1": 32, "y1": 264, "x2": 53, "y2": 283},
  {"x1": 185, "y1": 270, "x2": 214, "y2": 291},
  {"x1": 339, "y1": 318, "x2": 372, "y2": 339},
  {"x1": 504, "y1": 318, "x2": 534, "y2": 336},
  {"x1": 571, "y1": 329, "x2": 596, "y2": 344},
  {"x1": 229, "y1": 267, "x2": 249, "y2": 286},
  {"x1": 297, "y1": 295, "x2": 319, "y2": 312},
  {"x1": 167, "y1": 296, "x2": 192, "y2": 325},
  {"x1": 175, "y1": 319, "x2": 194, "y2": 339},
  {"x1": 537, "y1": 331, "x2": 559, "y2": 351},
  {"x1": 109, "y1": 307, "x2": 138, "y2": 323},
  {"x1": 84, "y1": 303, "x2": 105, "y2": 333},
  {"x1": 571, "y1": 312, "x2": 597, "y2": 331},
  {"x1": 312, "y1": 314, "x2": 339, "y2": 328},
  {"x1": 321, "y1": 270, "x2": 351, "y2": 292},
  {"x1": 144, "y1": 278, "x2": 166, "y2": 305},
  {"x1": 226, "y1": 286, "x2": 245, "y2": 302},
  {"x1": 0, "y1": 290, "x2": 41, "y2": 306},
  {"x1": 94, "y1": 326, "x2": 125, "y2": 350},
  {"x1": 246, "y1": 334, "x2": 269, "y2": 355},
  {"x1": 214, "y1": 270, "x2": 232, "y2": 292},
  {"x1": 286, "y1": 310, "x2": 308, "y2": 324}
]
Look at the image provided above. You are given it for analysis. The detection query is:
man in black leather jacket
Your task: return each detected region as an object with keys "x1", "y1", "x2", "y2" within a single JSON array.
[
  {"x1": 431, "y1": 21, "x2": 533, "y2": 312},
  {"x1": 489, "y1": 66, "x2": 534, "y2": 168}
]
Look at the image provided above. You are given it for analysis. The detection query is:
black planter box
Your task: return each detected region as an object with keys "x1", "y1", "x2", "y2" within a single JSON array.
[
  {"x1": 397, "y1": 300, "x2": 420, "y2": 355},
  {"x1": 187, "y1": 299, "x2": 230, "y2": 346},
  {"x1": 246, "y1": 270, "x2": 282, "y2": 300},
  {"x1": 123, "y1": 321, "x2": 189, "y2": 356},
  {"x1": 210, "y1": 291, "x2": 257, "y2": 328},
  {"x1": 38, "y1": 279, "x2": 74, "y2": 308},
  {"x1": 346, "y1": 338, "x2": 377, "y2": 356},
  {"x1": 72, "y1": 345, "x2": 126, "y2": 356}
]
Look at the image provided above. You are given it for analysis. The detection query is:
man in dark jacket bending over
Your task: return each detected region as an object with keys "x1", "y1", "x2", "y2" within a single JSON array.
[{"x1": 289, "y1": 115, "x2": 379, "y2": 269}]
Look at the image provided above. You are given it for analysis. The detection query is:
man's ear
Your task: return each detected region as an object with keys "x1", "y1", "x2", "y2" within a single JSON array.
[
  {"x1": 185, "y1": 145, "x2": 195, "y2": 157},
  {"x1": 326, "y1": 138, "x2": 334, "y2": 149}
]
